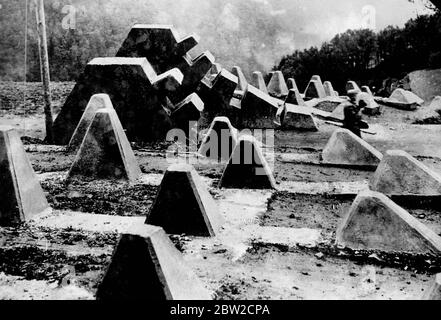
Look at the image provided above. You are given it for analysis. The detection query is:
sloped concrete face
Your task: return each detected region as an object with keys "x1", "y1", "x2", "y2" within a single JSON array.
[
  {"x1": 219, "y1": 135, "x2": 276, "y2": 189},
  {"x1": 0, "y1": 127, "x2": 50, "y2": 226},
  {"x1": 197, "y1": 69, "x2": 239, "y2": 127},
  {"x1": 370, "y1": 150, "x2": 441, "y2": 196},
  {"x1": 357, "y1": 92, "x2": 380, "y2": 115},
  {"x1": 251, "y1": 71, "x2": 268, "y2": 94},
  {"x1": 276, "y1": 104, "x2": 318, "y2": 131},
  {"x1": 68, "y1": 109, "x2": 141, "y2": 183},
  {"x1": 267, "y1": 71, "x2": 289, "y2": 99},
  {"x1": 304, "y1": 80, "x2": 326, "y2": 100},
  {"x1": 170, "y1": 93, "x2": 204, "y2": 136},
  {"x1": 146, "y1": 164, "x2": 223, "y2": 237},
  {"x1": 67, "y1": 94, "x2": 115, "y2": 154},
  {"x1": 198, "y1": 117, "x2": 238, "y2": 162},
  {"x1": 422, "y1": 274, "x2": 441, "y2": 300},
  {"x1": 346, "y1": 81, "x2": 362, "y2": 93},
  {"x1": 232, "y1": 66, "x2": 248, "y2": 93},
  {"x1": 240, "y1": 85, "x2": 280, "y2": 129},
  {"x1": 390, "y1": 88, "x2": 424, "y2": 105},
  {"x1": 323, "y1": 81, "x2": 337, "y2": 97},
  {"x1": 285, "y1": 89, "x2": 307, "y2": 106},
  {"x1": 322, "y1": 129, "x2": 383, "y2": 167},
  {"x1": 336, "y1": 191, "x2": 441, "y2": 255},
  {"x1": 287, "y1": 78, "x2": 299, "y2": 92},
  {"x1": 362, "y1": 86, "x2": 373, "y2": 96},
  {"x1": 96, "y1": 224, "x2": 212, "y2": 300},
  {"x1": 116, "y1": 24, "x2": 199, "y2": 74},
  {"x1": 52, "y1": 58, "x2": 183, "y2": 145}
]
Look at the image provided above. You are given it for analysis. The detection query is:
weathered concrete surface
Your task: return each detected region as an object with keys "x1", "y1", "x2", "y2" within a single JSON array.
[
  {"x1": 323, "y1": 81, "x2": 337, "y2": 97},
  {"x1": 68, "y1": 109, "x2": 141, "y2": 183},
  {"x1": 422, "y1": 273, "x2": 441, "y2": 300},
  {"x1": 370, "y1": 150, "x2": 441, "y2": 196},
  {"x1": 198, "y1": 116, "x2": 238, "y2": 162},
  {"x1": 311, "y1": 75, "x2": 322, "y2": 82},
  {"x1": 390, "y1": 88, "x2": 424, "y2": 105},
  {"x1": 219, "y1": 135, "x2": 276, "y2": 189},
  {"x1": 53, "y1": 58, "x2": 184, "y2": 144},
  {"x1": 267, "y1": 71, "x2": 289, "y2": 99},
  {"x1": 357, "y1": 92, "x2": 381, "y2": 115},
  {"x1": 146, "y1": 163, "x2": 223, "y2": 236},
  {"x1": 0, "y1": 126, "x2": 50, "y2": 225},
  {"x1": 285, "y1": 88, "x2": 307, "y2": 106},
  {"x1": 322, "y1": 129, "x2": 383, "y2": 167},
  {"x1": 232, "y1": 66, "x2": 248, "y2": 94},
  {"x1": 276, "y1": 104, "x2": 318, "y2": 131},
  {"x1": 362, "y1": 86, "x2": 373, "y2": 96},
  {"x1": 287, "y1": 78, "x2": 299, "y2": 92},
  {"x1": 329, "y1": 102, "x2": 348, "y2": 121},
  {"x1": 96, "y1": 224, "x2": 212, "y2": 300},
  {"x1": 170, "y1": 93, "x2": 204, "y2": 136},
  {"x1": 197, "y1": 69, "x2": 239, "y2": 127},
  {"x1": 251, "y1": 71, "x2": 268, "y2": 94},
  {"x1": 240, "y1": 85, "x2": 280, "y2": 129},
  {"x1": 304, "y1": 80, "x2": 327, "y2": 100},
  {"x1": 116, "y1": 24, "x2": 199, "y2": 74},
  {"x1": 337, "y1": 190, "x2": 441, "y2": 255},
  {"x1": 346, "y1": 81, "x2": 362, "y2": 93},
  {"x1": 67, "y1": 94, "x2": 115, "y2": 154}
]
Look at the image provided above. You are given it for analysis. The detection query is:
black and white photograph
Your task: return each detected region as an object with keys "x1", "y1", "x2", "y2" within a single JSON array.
[{"x1": 0, "y1": 0, "x2": 440, "y2": 309}]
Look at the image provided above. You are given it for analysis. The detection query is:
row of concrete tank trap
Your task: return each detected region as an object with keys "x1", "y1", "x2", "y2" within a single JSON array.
[{"x1": 1, "y1": 100, "x2": 441, "y2": 299}]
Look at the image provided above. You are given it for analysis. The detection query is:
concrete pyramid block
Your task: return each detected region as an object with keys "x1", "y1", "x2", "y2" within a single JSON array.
[
  {"x1": 146, "y1": 163, "x2": 223, "y2": 236},
  {"x1": 219, "y1": 135, "x2": 276, "y2": 189},
  {"x1": 96, "y1": 224, "x2": 212, "y2": 300},
  {"x1": 337, "y1": 190, "x2": 441, "y2": 254},
  {"x1": 232, "y1": 66, "x2": 248, "y2": 94},
  {"x1": 287, "y1": 78, "x2": 299, "y2": 92},
  {"x1": 322, "y1": 129, "x2": 383, "y2": 167},
  {"x1": 323, "y1": 81, "x2": 337, "y2": 97},
  {"x1": 304, "y1": 80, "x2": 326, "y2": 100},
  {"x1": 389, "y1": 88, "x2": 424, "y2": 105},
  {"x1": 276, "y1": 104, "x2": 318, "y2": 131},
  {"x1": 346, "y1": 80, "x2": 362, "y2": 93},
  {"x1": 362, "y1": 86, "x2": 373, "y2": 96},
  {"x1": 423, "y1": 274, "x2": 441, "y2": 300},
  {"x1": 198, "y1": 117, "x2": 238, "y2": 162},
  {"x1": 267, "y1": 71, "x2": 289, "y2": 99},
  {"x1": 370, "y1": 150, "x2": 441, "y2": 196},
  {"x1": 0, "y1": 127, "x2": 51, "y2": 225},
  {"x1": 240, "y1": 85, "x2": 280, "y2": 129},
  {"x1": 53, "y1": 57, "x2": 184, "y2": 144},
  {"x1": 170, "y1": 93, "x2": 204, "y2": 136},
  {"x1": 357, "y1": 92, "x2": 380, "y2": 115},
  {"x1": 285, "y1": 88, "x2": 307, "y2": 106},
  {"x1": 311, "y1": 75, "x2": 322, "y2": 82},
  {"x1": 68, "y1": 109, "x2": 141, "y2": 183},
  {"x1": 67, "y1": 94, "x2": 115, "y2": 154},
  {"x1": 116, "y1": 24, "x2": 199, "y2": 74},
  {"x1": 251, "y1": 71, "x2": 268, "y2": 94}
]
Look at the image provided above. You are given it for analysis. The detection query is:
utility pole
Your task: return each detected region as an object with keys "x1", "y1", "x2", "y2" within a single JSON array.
[{"x1": 34, "y1": 0, "x2": 54, "y2": 143}]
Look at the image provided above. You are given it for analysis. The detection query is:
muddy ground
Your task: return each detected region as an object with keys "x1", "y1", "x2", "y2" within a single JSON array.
[{"x1": 0, "y1": 81, "x2": 441, "y2": 300}]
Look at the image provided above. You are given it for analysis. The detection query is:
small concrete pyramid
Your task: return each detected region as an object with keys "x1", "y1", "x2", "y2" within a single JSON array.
[
  {"x1": 389, "y1": 88, "x2": 424, "y2": 105},
  {"x1": 287, "y1": 78, "x2": 299, "y2": 92},
  {"x1": 96, "y1": 224, "x2": 212, "y2": 300},
  {"x1": 198, "y1": 117, "x2": 238, "y2": 162},
  {"x1": 304, "y1": 80, "x2": 326, "y2": 99},
  {"x1": 370, "y1": 150, "x2": 441, "y2": 196},
  {"x1": 276, "y1": 104, "x2": 318, "y2": 131},
  {"x1": 337, "y1": 190, "x2": 441, "y2": 255},
  {"x1": 322, "y1": 129, "x2": 382, "y2": 167},
  {"x1": 422, "y1": 274, "x2": 441, "y2": 300},
  {"x1": 68, "y1": 109, "x2": 141, "y2": 183},
  {"x1": 346, "y1": 80, "x2": 362, "y2": 93},
  {"x1": 231, "y1": 66, "x2": 248, "y2": 93},
  {"x1": 67, "y1": 94, "x2": 115, "y2": 153},
  {"x1": 267, "y1": 71, "x2": 289, "y2": 98},
  {"x1": 323, "y1": 81, "x2": 337, "y2": 97},
  {"x1": 219, "y1": 135, "x2": 276, "y2": 189},
  {"x1": 0, "y1": 127, "x2": 50, "y2": 225},
  {"x1": 285, "y1": 88, "x2": 307, "y2": 106},
  {"x1": 251, "y1": 71, "x2": 268, "y2": 94},
  {"x1": 146, "y1": 163, "x2": 223, "y2": 236},
  {"x1": 361, "y1": 86, "x2": 373, "y2": 96},
  {"x1": 311, "y1": 75, "x2": 322, "y2": 82}
]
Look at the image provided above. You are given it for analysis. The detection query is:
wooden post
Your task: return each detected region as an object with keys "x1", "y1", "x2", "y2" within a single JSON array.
[{"x1": 34, "y1": 0, "x2": 54, "y2": 143}]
